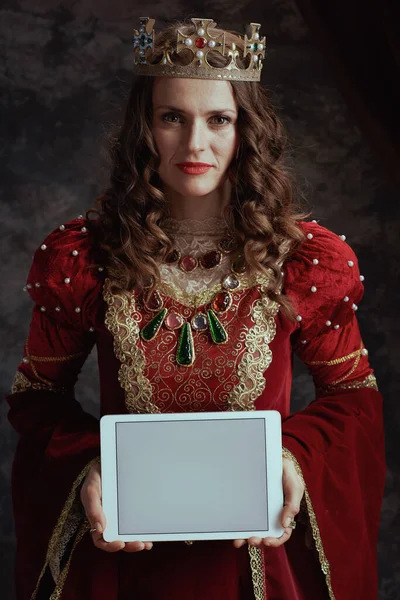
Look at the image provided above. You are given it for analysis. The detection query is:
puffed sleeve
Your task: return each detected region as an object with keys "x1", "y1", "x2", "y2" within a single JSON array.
[
  {"x1": 6, "y1": 217, "x2": 105, "y2": 600},
  {"x1": 280, "y1": 221, "x2": 385, "y2": 600}
]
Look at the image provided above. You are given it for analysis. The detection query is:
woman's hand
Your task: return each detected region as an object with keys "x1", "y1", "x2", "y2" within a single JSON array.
[
  {"x1": 80, "y1": 461, "x2": 153, "y2": 553},
  {"x1": 233, "y1": 456, "x2": 304, "y2": 549}
]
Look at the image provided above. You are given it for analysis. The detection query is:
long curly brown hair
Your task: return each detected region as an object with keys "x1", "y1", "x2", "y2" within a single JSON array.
[{"x1": 89, "y1": 20, "x2": 308, "y2": 319}]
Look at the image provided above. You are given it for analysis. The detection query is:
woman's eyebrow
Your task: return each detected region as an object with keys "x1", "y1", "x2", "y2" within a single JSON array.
[{"x1": 155, "y1": 105, "x2": 237, "y2": 115}]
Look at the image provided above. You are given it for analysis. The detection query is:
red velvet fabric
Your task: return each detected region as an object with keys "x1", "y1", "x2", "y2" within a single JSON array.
[{"x1": 6, "y1": 218, "x2": 385, "y2": 600}]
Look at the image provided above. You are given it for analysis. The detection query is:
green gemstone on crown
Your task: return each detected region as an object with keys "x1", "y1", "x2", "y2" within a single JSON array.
[
  {"x1": 177, "y1": 322, "x2": 195, "y2": 366},
  {"x1": 207, "y1": 310, "x2": 228, "y2": 344},
  {"x1": 253, "y1": 42, "x2": 258, "y2": 51},
  {"x1": 141, "y1": 308, "x2": 167, "y2": 341}
]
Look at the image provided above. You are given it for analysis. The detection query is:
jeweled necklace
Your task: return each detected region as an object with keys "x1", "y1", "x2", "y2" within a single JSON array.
[{"x1": 139, "y1": 237, "x2": 247, "y2": 367}]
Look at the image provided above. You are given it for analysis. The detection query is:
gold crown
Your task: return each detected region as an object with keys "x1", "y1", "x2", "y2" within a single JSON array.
[{"x1": 133, "y1": 17, "x2": 266, "y2": 82}]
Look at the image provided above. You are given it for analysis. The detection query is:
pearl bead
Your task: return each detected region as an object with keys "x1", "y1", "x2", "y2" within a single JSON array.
[
  {"x1": 311, "y1": 286, "x2": 317, "y2": 292},
  {"x1": 41, "y1": 244, "x2": 47, "y2": 250},
  {"x1": 55, "y1": 306, "x2": 61, "y2": 312},
  {"x1": 59, "y1": 225, "x2": 65, "y2": 231},
  {"x1": 89, "y1": 327, "x2": 95, "y2": 332},
  {"x1": 352, "y1": 303, "x2": 358, "y2": 311},
  {"x1": 307, "y1": 233, "x2": 313, "y2": 240},
  {"x1": 334, "y1": 324, "x2": 340, "y2": 329},
  {"x1": 81, "y1": 227, "x2": 87, "y2": 233},
  {"x1": 258, "y1": 43, "x2": 264, "y2": 50},
  {"x1": 64, "y1": 278, "x2": 71, "y2": 284},
  {"x1": 23, "y1": 286, "x2": 27, "y2": 292},
  {"x1": 197, "y1": 28, "x2": 205, "y2": 36},
  {"x1": 78, "y1": 214, "x2": 84, "y2": 219},
  {"x1": 72, "y1": 250, "x2": 79, "y2": 256},
  {"x1": 312, "y1": 259, "x2": 319, "y2": 265},
  {"x1": 339, "y1": 235, "x2": 346, "y2": 241},
  {"x1": 35, "y1": 282, "x2": 40, "y2": 287},
  {"x1": 208, "y1": 40, "x2": 216, "y2": 48},
  {"x1": 98, "y1": 266, "x2": 104, "y2": 272},
  {"x1": 343, "y1": 296, "x2": 349, "y2": 302},
  {"x1": 40, "y1": 306, "x2": 46, "y2": 312},
  {"x1": 301, "y1": 340, "x2": 307, "y2": 344},
  {"x1": 348, "y1": 260, "x2": 354, "y2": 267},
  {"x1": 360, "y1": 275, "x2": 365, "y2": 282},
  {"x1": 22, "y1": 357, "x2": 29, "y2": 363},
  {"x1": 312, "y1": 219, "x2": 317, "y2": 223},
  {"x1": 326, "y1": 320, "x2": 332, "y2": 326},
  {"x1": 196, "y1": 50, "x2": 204, "y2": 58},
  {"x1": 361, "y1": 348, "x2": 368, "y2": 356},
  {"x1": 27, "y1": 283, "x2": 32, "y2": 289},
  {"x1": 75, "y1": 307, "x2": 81, "y2": 313},
  {"x1": 253, "y1": 55, "x2": 258, "y2": 62},
  {"x1": 254, "y1": 32, "x2": 260, "y2": 40},
  {"x1": 296, "y1": 315, "x2": 302, "y2": 321},
  {"x1": 185, "y1": 38, "x2": 193, "y2": 46}
]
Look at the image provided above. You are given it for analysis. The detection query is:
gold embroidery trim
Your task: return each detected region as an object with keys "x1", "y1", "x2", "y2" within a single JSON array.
[
  {"x1": 306, "y1": 343, "x2": 368, "y2": 386},
  {"x1": 22, "y1": 339, "x2": 86, "y2": 386},
  {"x1": 11, "y1": 371, "x2": 63, "y2": 394},
  {"x1": 248, "y1": 545, "x2": 267, "y2": 600},
  {"x1": 49, "y1": 520, "x2": 90, "y2": 600},
  {"x1": 282, "y1": 447, "x2": 335, "y2": 600},
  {"x1": 318, "y1": 373, "x2": 378, "y2": 393},
  {"x1": 31, "y1": 457, "x2": 100, "y2": 600}
]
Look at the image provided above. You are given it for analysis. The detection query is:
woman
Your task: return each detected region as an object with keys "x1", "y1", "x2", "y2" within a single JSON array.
[{"x1": 7, "y1": 17, "x2": 385, "y2": 600}]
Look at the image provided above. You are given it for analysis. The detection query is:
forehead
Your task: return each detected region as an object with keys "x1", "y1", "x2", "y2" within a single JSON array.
[{"x1": 152, "y1": 77, "x2": 237, "y2": 112}]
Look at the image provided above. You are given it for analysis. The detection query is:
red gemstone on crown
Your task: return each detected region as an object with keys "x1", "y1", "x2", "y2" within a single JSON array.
[
  {"x1": 199, "y1": 250, "x2": 221, "y2": 269},
  {"x1": 195, "y1": 37, "x2": 207, "y2": 49},
  {"x1": 179, "y1": 255, "x2": 198, "y2": 272},
  {"x1": 212, "y1": 291, "x2": 232, "y2": 313}
]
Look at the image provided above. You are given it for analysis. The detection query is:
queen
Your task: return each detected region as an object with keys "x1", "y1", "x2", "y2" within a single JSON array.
[{"x1": 7, "y1": 16, "x2": 385, "y2": 600}]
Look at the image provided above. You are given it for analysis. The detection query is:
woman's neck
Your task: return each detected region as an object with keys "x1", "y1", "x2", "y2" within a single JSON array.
[{"x1": 163, "y1": 179, "x2": 232, "y2": 221}]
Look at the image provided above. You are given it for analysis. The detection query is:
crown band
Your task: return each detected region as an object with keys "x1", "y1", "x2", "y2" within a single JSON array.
[{"x1": 133, "y1": 18, "x2": 266, "y2": 82}]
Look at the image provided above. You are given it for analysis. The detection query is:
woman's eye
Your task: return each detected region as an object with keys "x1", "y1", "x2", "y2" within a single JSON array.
[
  {"x1": 211, "y1": 115, "x2": 231, "y2": 125},
  {"x1": 162, "y1": 113, "x2": 181, "y2": 123}
]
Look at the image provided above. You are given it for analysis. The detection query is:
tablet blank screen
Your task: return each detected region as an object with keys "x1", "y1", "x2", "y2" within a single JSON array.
[{"x1": 115, "y1": 418, "x2": 269, "y2": 535}]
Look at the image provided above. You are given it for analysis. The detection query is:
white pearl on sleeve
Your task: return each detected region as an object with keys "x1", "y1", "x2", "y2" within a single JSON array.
[
  {"x1": 352, "y1": 303, "x2": 358, "y2": 310},
  {"x1": 339, "y1": 235, "x2": 346, "y2": 241},
  {"x1": 22, "y1": 357, "x2": 29, "y2": 363},
  {"x1": 64, "y1": 278, "x2": 71, "y2": 284},
  {"x1": 40, "y1": 306, "x2": 46, "y2": 312},
  {"x1": 361, "y1": 348, "x2": 368, "y2": 356},
  {"x1": 41, "y1": 244, "x2": 47, "y2": 250},
  {"x1": 98, "y1": 266, "x2": 104, "y2": 272},
  {"x1": 59, "y1": 225, "x2": 65, "y2": 231},
  {"x1": 35, "y1": 282, "x2": 41, "y2": 288},
  {"x1": 360, "y1": 275, "x2": 365, "y2": 281},
  {"x1": 27, "y1": 283, "x2": 32, "y2": 289},
  {"x1": 23, "y1": 286, "x2": 27, "y2": 292},
  {"x1": 296, "y1": 315, "x2": 302, "y2": 321},
  {"x1": 334, "y1": 324, "x2": 340, "y2": 329},
  {"x1": 81, "y1": 227, "x2": 87, "y2": 233},
  {"x1": 75, "y1": 307, "x2": 81, "y2": 313},
  {"x1": 348, "y1": 260, "x2": 354, "y2": 267},
  {"x1": 311, "y1": 286, "x2": 317, "y2": 292},
  {"x1": 312, "y1": 258, "x2": 319, "y2": 265},
  {"x1": 301, "y1": 340, "x2": 307, "y2": 344},
  {"x1": 307, "y1": 233, "x2": 313, "y2": 240},
  {"x1": 325, "y1": 320, "x2": 332, "y2": 326},
  {"x1": 311, "y1": 219, "x2": 317, "y2": 223},
  {"x1": 89, "y1": 327, "x2": 95, "y2": 332},
  {"x1": 72, "y1": 250, "x2": 79, "y2": 256},
  {"x1": 55, "y1": 306, "x2": 61, "y2": 312},
  {"x1": 343, "y1": 296, "x2": 349, "y2": 302}
]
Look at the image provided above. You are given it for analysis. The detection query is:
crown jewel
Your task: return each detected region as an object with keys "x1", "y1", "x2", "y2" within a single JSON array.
[{"x1": 133, "y1": 17, "x2": 266, "y2": 82}]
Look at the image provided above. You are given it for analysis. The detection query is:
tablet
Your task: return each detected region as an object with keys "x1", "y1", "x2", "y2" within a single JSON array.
[{"x1": 100, "y1": 410, "x2": 284, "y2": 542}]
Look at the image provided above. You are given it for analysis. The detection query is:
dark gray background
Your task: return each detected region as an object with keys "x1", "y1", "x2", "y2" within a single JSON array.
[{"x1": 1, "y1": 1, "x2": 398, "y2": 598}]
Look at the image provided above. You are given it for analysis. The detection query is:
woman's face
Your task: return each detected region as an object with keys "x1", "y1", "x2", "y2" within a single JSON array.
[{"x1": 152, "y1": 77, "x2": 239, "y2": 198}]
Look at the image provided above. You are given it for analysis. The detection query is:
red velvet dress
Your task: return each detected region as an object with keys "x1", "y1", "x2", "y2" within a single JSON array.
[{"x1": 7, "y1": 217, "x2": 385, "y2": 600}]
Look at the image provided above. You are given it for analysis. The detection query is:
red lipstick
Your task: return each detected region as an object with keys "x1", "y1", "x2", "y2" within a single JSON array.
[{"x1": 176, "y1": 162, "x2": 213, "y2": 175}]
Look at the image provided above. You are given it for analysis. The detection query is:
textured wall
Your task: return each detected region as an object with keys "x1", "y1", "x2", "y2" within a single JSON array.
[{"x1": 1, "y1": 1, "x2": 398, "y2": 598}]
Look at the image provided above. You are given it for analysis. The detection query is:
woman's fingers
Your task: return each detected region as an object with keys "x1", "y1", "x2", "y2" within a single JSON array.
[
  {"x1": 123, "y1": 541, "x2": 153, "y2": 552},
  {"x1": 232, "y1": 539, "x2": 247, "y2": 548}
]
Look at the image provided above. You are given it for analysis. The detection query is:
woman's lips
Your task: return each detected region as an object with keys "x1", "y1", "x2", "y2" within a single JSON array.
[{"x1": 176, "y1": 163, "x2": 213, "y2": 175}]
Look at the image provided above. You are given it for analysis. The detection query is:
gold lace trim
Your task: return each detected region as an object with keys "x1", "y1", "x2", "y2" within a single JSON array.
[
  {"x1": 158, "y1": 272, "x2": 263, "y2": 309},
  {"x1": 318, "y1": 373, "x2": 378, "y2": 393},
  {"x1": 282, "y1": 448, "x2": 335, "y2": 600},
  {"x1": 11, "y1": 371, "x2": 63, "y2": 394},
  {"x1": 248, "y1": 546, "x2": 266, "y2": 600},
  {"x1": 31, "y1": 457, "x2": 100, "y2": 600},
  {"x1": 49, "y1": 520, "x2": 89, "y2": 600},
  {"x1": 305, "y1": 343, "x2": 367, "y2": 386}
]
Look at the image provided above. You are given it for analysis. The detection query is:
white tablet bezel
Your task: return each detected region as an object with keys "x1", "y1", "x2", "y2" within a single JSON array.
[{"x1": 100, "y1": 410, "x2": 284, "y2": 542}]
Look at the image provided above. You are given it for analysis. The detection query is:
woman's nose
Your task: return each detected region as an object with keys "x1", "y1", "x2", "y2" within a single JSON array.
[{"x1": 186, "y1": 121, "x2": 207, "y2": 153}]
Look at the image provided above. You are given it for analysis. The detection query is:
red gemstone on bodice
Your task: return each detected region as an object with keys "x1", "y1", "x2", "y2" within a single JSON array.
[
  {"x1": 146, "y1": 290, "x2": 163, "y2": 311},
  {"x1": 212, "y1": 291, "x2": 232, "y2": 313},
  {"x1": 179, "y1": 255, "x2": 198, "y2": 272},
  {"x1": 199, "y1": 250, "x2": 221, "y2": 269},
  {"x1": 195, "y1": 37, "x2": 207, "y2": 48}
]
